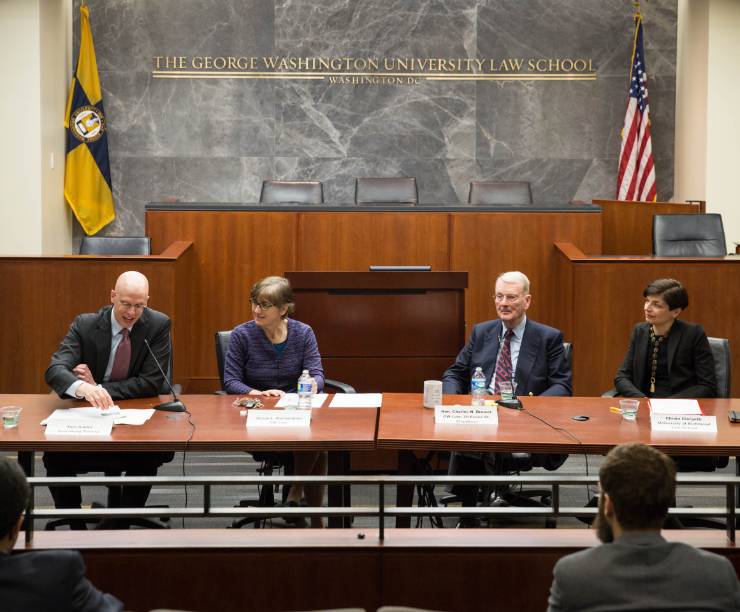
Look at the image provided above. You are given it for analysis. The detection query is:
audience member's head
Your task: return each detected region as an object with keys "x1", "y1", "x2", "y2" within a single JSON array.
[
  {"x1": 595, "y1": 443, "x2": 676, "y2": 542},
  {"x1": 0, "y1": 457, "x2": 30, "y2": 549}
]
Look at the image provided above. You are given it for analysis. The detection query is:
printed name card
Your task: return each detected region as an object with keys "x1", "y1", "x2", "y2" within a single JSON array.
[
  {"x1": 434, "y1": 405, "x2": 498, "y2": 425},
  {"x1": 650, "y1": 415, "x2": 717, "y2": 433},
  {"x1": 45, "y1": 420, "x2": 113, "y2": 436},
  {"x1": 246, "y1": 409, "x2": 311, "y2": 428}
]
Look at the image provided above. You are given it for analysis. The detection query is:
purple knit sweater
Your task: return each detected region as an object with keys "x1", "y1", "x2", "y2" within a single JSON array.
[{"x1": 223, "y1": 318, "x2": 325, "y2": 394}]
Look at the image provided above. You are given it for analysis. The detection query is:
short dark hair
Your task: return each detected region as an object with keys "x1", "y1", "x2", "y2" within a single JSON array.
[
  {"x1": 599, "y1": 443, "x2": 676, "y2": 530},
  {"x1": 250, "y1": 276, "x2": 295, "y2": 317},
  {"x1": 643, "y1": 278, "x2": 689, "y2": 310},
  {"x1": 0, "y1": 457, "x2": 30, "y2": 539}
]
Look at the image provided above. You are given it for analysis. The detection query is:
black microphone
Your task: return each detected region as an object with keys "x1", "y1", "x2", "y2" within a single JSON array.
[{"x1": 144, "y1": 339, "x2": 186, "y2": 412}]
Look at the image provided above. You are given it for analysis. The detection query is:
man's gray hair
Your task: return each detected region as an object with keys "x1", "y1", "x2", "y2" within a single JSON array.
[{"x1": 496, "y1": 271, "x2": 530, "y2": 294}]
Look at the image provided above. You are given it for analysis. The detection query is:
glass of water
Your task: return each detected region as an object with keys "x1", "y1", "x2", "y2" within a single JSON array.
[{"x1": 1, "y1": 406, "x2": 22, "y2": 429}]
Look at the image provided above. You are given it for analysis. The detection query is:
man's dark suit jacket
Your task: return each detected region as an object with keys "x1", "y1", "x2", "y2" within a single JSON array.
[
  {"x1": 45, "y1": 305, "x2": 171, "y2": 400},
  {"x1": 442, "y1": 318, "x2": 572, "y2": 396},
  {"x1": 0, "y1": 550, "x2": 123, "y2": 612},
  {"x1": 547, "y1": 532, "x2": 740, "y2": 612},
  {"x1": 614, "y1": 319, "x2": 717, "y2": 398}
]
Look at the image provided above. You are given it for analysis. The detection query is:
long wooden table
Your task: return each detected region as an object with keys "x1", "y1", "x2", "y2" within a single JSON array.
[
  {"x1": 377, "y1": 393, "x2": 740, "y2": 526},
  {"x1": 0, "y1": 394, "x2": 377, "y2": 455},
  {"x1": 0, "y1": 393, "x2": 378, "y2": 528},
  {"x1": 377, "y1": 393, "x2": 740, "y2": 455}
]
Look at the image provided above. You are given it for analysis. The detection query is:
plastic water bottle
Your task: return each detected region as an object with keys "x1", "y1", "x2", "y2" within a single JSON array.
[
  {"x1": 471, "y1": 366, "x2": 486, "y2": 406},
  {"x1": 297, "y1": 369, "x2": 315, "y2": 410}
]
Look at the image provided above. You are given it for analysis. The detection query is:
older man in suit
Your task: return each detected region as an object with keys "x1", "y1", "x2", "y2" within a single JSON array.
[
  {"x1": 43, "y1": 271, "x2": 173, "y2": 527},
  {"x1": 547, "y1": 443, "x2": 740, "y2": 611},
  {"x1": 442, "y1": 271, "x2": 571, "y2": 524},
  {"x1": 0, "y1": 457, "x2": 123, "y2": 611}
]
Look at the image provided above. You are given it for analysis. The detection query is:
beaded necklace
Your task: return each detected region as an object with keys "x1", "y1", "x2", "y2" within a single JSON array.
[{"x1": 649, "y1": 326, "x2": 666, "y2": 393}]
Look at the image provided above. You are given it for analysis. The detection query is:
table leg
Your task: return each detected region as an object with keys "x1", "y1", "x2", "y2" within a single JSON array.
[
  {"x1": 395, "y1": 450, "x2": 416, "y2": 528},
  {"x1": 328, "y1": 450, "x2": 351, "y2": 528},
  {"x1": 18, "y1": 451, "x2": 35, "y2": 544}
]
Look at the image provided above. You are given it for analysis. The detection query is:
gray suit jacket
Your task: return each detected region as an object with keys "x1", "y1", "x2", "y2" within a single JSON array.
[
  {"x1": 45, "y1": 305, "x2": 171, "y2": 400},
  {"x1": 547, "y1": 532, "x2": 740, "y2": 611},
  {"x1": 0, "y1": 550, "x2": 123, "y2": 612}
]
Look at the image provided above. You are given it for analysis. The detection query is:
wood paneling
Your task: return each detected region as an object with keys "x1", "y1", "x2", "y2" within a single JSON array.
[
  {"x1": 555, "y1": 243, "x2": 740, "y2": 395},
  {"x1": 17, "y1": 529, "x2": 740, "y2": 612},
  {"x1": 450, "y1": 212, "x2": 601, "y2": 337},
  {"x1": 596, "y1": 199, "x2": 702, "y2": 255},
  {"x1": 297, "y1": 212, "x2": 450, "y2": 270},
  {"x1": 286, "y1": 272, "x2": 466, "y2": 392},
  {"x1": 0, "y1": 242, "x2": 194, "y2": 394}
]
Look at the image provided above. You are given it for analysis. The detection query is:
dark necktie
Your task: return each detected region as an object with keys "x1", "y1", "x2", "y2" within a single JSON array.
[
  {"x1": 494, "y1": 329, "x2": 514, "y2": 393},
  {"x1": 109, "y1": 328, "x2": 131, "y2": 382}
]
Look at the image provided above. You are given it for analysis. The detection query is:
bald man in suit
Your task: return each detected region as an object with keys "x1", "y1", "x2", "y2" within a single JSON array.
[{"x1": 43, "y1": 271, "x2": 173, "y2": 527}]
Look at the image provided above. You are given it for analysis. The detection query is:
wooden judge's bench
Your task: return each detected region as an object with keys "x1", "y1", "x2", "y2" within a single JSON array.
[{"x1": 1, "y1": 199, "x2": 737, "y2": 397}]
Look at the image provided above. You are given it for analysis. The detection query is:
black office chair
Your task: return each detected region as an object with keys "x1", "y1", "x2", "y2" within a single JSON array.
[
  {"x1": 440, "y1": 343, "x2": 572, "y2": 527},
  {"x1": 214, "y1": 330, "x2": 355, "y2": 528},
  {"x1": 79, "y1": 236, "x2": 151, "y2": 255},
  {"x1": 259, "y1": 180, "x2": 324, "y2": 205},
  {"x1": 468, "y1": 181, "x2": 532, "y2": 205},
  {"x1": 652, "y1": 213, "x2": 727, "y2": 256},
  {"x1": 354, "y1": 177, "x2": 418, "y2": 205}
]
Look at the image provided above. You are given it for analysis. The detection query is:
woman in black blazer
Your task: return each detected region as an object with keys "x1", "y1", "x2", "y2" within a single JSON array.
[{"x1": 614, "y1": 278, "x2": 716, "y2": 398}]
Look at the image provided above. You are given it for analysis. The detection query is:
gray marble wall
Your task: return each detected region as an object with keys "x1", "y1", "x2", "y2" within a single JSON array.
[{"x1": 77, "y1": 0, "x2": 677, "y2": 237}]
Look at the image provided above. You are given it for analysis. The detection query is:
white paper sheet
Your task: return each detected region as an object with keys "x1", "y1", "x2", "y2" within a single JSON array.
[
  {"x1": 329, "y1": 393, "x2": 383, "y2": 408},
  {"x1": 275, "y1": 393, "x2": 328, "y2": 408},
  {"x1": 648, "y1": 399, "x2": 703, "y2": 415},
  {"x1": 112, "y1": 409, "x2": 155, "y2": 425}
]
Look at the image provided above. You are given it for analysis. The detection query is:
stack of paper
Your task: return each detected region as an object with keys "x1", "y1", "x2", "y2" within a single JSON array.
[
  {"x1": 329, "y1": 393, "x2": 383, "y2": 408},
  {"x1": 275, "y1": 393, "x2": 328, "y2": 408},
  {"x1": 648, "y1": 399, "x2": 703, "y2": 415}
]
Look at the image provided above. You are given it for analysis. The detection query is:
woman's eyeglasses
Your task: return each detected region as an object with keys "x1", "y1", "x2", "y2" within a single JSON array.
[{"x1": 250, "y1": 299, "x2": 275, "y2": 310}]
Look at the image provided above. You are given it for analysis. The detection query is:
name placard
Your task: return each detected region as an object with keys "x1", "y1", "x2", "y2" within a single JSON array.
[
  {"x1": 246, "y1": 410, "x2": 311, "y2": 428},
  {"x1": 434, "y1": 405, "x2": 498, "y2": 425},
  {"x1": 45, "y1": 420, "x2": 113, "y2": 436},
  {"x1": 650, "y1": 415, "x2": 717, "y2": 433}
]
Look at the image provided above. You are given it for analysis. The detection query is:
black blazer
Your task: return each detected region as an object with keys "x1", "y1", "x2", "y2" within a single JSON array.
[
  {"x1": 45, "y1": 305, "x2": 171, "y2": 400},
  {"x1": 614, "y1": 320, "x2": 717, "y2": 398},
  {"x1": 442, "y1": 318, "x2": 572, "y2": 396},
  {"x1": 0, "y1": 550, "x2": 123, "y2": 612}
]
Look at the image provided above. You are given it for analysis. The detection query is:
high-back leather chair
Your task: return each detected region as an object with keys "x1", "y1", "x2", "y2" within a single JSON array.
[
  {"x1": 259, "y1": 180, "x2": 324, "y2": 204},
  {"x1": 708, "y1": 337, "x2": 731, "y2": 398},
  {"x1": 79, "y1": 236, "x2": 151, "y2": 255},
  {"x1": 468, "y1": 181, "x2": 532, "y2": 205},
  {"x1": 354, "y1": 177, "x2": 418, "y2": 205},
  {"x1": 652, "y1": 213, "x2": 726, "y2": 256}
]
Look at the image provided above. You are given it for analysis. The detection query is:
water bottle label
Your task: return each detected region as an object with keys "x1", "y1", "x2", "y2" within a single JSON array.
[{"x1": 298, "y1": 382, "x2": 312, "y2": 393}]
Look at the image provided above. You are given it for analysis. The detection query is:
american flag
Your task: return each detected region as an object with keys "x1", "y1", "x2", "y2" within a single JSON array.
[{"x1": 616, "y1": 15, "x2": 656, "y2": 202}]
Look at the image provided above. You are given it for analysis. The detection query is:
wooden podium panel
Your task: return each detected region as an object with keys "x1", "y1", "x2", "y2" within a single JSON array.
[
  {"x1": 450, "y1": 211, "x2": 602, "y2": 336},
  {"x1": 0, "y1": 242, "x2": 194, "y2": 394},
  {"x1": 595, "y1": 199, "x2": 703, "y2": 255},
  {"x1": 555, "y1": 242, "x2": 740, "y2": 395},
  {"x1": 286, "y1": 272, "x2": 467, "y2": 392}
]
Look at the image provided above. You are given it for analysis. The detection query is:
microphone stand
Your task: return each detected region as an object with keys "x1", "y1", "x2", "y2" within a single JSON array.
[{"x1": 144, "y1": 339, "x2": 186, "y2": 412}]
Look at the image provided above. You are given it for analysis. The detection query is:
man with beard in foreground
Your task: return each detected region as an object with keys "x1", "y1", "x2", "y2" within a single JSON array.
[{"x1": 547, "y1": 443, "x2": 739, "y2": 612}]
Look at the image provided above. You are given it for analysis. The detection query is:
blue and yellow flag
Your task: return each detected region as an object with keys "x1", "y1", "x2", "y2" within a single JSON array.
[{"x1": 64, "y1": 4, "x2": 115, "y2": 235}]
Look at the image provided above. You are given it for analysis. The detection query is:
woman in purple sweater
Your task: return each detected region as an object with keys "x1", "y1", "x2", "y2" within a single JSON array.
[{"x1": 224, "y1": 276, "x2": 326, "y2": 527}]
